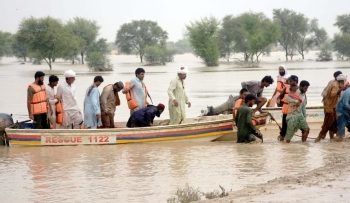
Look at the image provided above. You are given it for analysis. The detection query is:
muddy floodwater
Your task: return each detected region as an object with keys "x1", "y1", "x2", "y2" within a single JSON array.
[{"x1": 1, "y1": 53, "x2": 350, "y2": 202}]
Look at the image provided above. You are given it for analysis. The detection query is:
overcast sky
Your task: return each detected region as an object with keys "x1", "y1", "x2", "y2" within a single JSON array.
[{"x1": 0, "y1": 0, "x2": 348, "y2": 42}]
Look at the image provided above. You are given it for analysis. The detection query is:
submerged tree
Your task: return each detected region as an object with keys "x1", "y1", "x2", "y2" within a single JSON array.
[
  {"x1": 66, "y1": 17, "x2": 99, "y2": 64},
  {"x1": 11, "y1": 33, "x2": 29, "y2": 62},
  {"x1": 115, "y1": 20, "x2": 168, "y2": 63},
  {"x1": 0, "y1": 31, "x2": 12, "y2": 59},
  {"x1": 333, "y1": 14, "x2": 350, "y2": 60},
  {"x1": 187, "y1": 17, "x2": 220, "y2": 66},
  {"x1": 86, "y1": 38, "x2": 112, "y2": 71},
  {"x1": 18, "y1": 17, "x2": 78, "y2": 70}
]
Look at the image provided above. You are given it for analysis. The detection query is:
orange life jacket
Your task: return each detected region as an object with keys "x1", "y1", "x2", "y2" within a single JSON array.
[
  {"x1": 281, "y1": 84, "x2": 290, "y2": 114},
  {"x1": 55, "y1": 100, "x2": 63, "y2": 124},
  {"x1": 29, "y1": 83, "x2": 48, "y2": 115}
]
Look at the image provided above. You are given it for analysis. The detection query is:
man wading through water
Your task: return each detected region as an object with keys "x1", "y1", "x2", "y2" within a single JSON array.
[{"x1": 236, "y1": 94, "x2": 263, "y2": 143}]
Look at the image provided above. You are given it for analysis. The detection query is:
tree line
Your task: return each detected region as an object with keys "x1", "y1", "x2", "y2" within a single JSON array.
[
  {"x1": 187, "y1": 9, "x2": 350, "y2": 66},
  {"x1": 0, "y1": 9, "x2": 349, "y2": 69}
]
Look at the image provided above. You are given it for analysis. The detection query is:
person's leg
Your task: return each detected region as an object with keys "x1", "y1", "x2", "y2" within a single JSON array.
[
  {"x1": 316, "y1": 111, "x2": 334, "y2": 142},
  {"x1": 33, "y1": 115, "x2": 42, "y2": 129},
  {"x1": 101, "y1": 112, "x2": 109, "y2": 128},
  {"x1": 246, "y1": 134, "x2": 256, "y2": 143},
  {"x1": 255, "y1": 97, "x2": 267, "y2": 112},
  {"x1": 285, "y1": 116, "x2": 297, "y2": 143},
  {"x1": 109, "y1": 113, "x2": 115, "y2": 128},
  {"x1": 41, "y1": 113, "x2": 50, "y2": 129},
  {"x1": 279, "y1": 114, "x2": 287, "y2": 140},
  {"x1": 336, "y1": 114, "x2": 346, "y2": 138},
  {"x1": 72, "y1": 111, "x2": 83, "y2": 129}
]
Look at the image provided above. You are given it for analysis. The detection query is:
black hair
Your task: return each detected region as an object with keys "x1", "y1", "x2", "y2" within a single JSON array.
[
  {"x1": 262, "y1": 75, "x2": 274, "y2": 84},
  {"x1": 289, "y1": 75, "x2": 299, "y2": 83},
  {"x1": 135, "y1": 67, "x2": 145, "y2": 75},
  {"x1": 334, "y1": 71, "x2": 342, "y2": 79},
  {"x1": 34, "y1": 71, "x2": 45, "y2": 79},
  {"x1": 244, "y1": 94, "x2": 257, "y2": 103},
  {"x1": 49, "y1": 75, "x2": 59, "y2": 83},
  {"x1": 114, "y1": 81, "x2": 124, "y2": 89},
  {"x1": 300, "y1": 80, "x2": 310, "y2": 87},
  {"x1": 240, "y1": 88, "x2": 248, "y2": 94},
  {"x1": 94, "y1": 76, "x2": 104, "y2": 83}
]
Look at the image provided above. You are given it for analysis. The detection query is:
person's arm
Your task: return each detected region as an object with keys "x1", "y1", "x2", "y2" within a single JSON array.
[
  {"x1": 27, "y1": 86, "x2": 34, "y2": 119},
  {"x1": 100, "y1": 88, "x2": 109, "y2": 112},
  {"x1": 245, "y1": 108, "x2": 256, "y2": 132},
  {"x1": 167, "y1": 79, "x2": 177, "y2": 104},
  {"x1": 122, "y1": 81, "x2": 134, "y2": 93},
  {"x1": 90, "y1": 88, "x2": 101, "y2": 116}
]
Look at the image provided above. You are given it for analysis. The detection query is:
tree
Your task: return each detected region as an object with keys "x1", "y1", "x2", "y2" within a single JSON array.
[
  {"x1": 174, "y1": 38, "x2": 192, "y2": 54},
  {"x1": 219, "y1": 13, "x2": 279, "y2": 63},
  {"x1": 144, "y1": 45, "x2": 175, "y2": 65},
  {"x1": 66, "y1": 17, "x2": 99, "y2": 64},
  {"x1": 0, "y1": 31, "x2": 12, "y2": 58},
  {"x1": 273, "y1": 9, "x2": 306, "y2": 61},
  {"x1": 218, "y1": 15, "x2": 236, "y2": 61},
  {"x1": 333, "y1": 14, "x2": 350, "y2": 60},
  {"x1": 187, "y1": 17, "x2": 220, "y2": 66},
  {"x1": 18, "y1": 17, "x2": 78, "y2": 70},
  {"x1": 11, "y1": 33, "x2": 29, "y2": 62},
  {"x1": 86, "y1": 38, "x2": 112, "y2": 71},
  {"x1": 334, "y1": 14, "x2": 350, "y2": 33},
  {"x1": 310, "y1": 19, "x2": 328, "y2": 47},
  {"x1": 115, "y1": 20, "x2": 168, "y2": 63}
]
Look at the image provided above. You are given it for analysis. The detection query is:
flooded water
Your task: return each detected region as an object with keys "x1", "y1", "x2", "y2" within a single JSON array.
[{"x1": 1, "y1": 53, "x2": 350, "y2": 202}]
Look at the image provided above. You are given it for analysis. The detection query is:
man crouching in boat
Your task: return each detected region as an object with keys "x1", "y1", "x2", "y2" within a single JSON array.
[
  {"x1": 236, "y1": 94, "x2": 263, "y2": 143},
  {"x1": 127, "y1": 103, "x2": 165, "y2": 128}
]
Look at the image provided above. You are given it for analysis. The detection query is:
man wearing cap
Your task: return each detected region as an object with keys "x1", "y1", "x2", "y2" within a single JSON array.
[
  {"x1": 56, "y1": 70, "x2": 83, "y2": 129},
  {"x1": 100, "y1": 81, "x2": 124, "y2": 128},
  {"x1": 83, "y1": 76, "x2": 104, "y2": 129},
  {"x1": 168, "y1": 67, "x2": 191, "y2": 125},
  {"x1": 126, "y1": 103, "x2": 165, "y2": 128},
  {"x1": 27, "y1": 71, "x2": 50, "y2": 129},
  {"x1": 316, "y1": 74, "x2": 346, "y2": 142},
  {"x1": 267, "y1": 65, "x2": 289, "y2": 107}
]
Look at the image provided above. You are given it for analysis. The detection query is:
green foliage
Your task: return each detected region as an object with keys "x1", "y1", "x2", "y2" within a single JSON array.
[
  {"x1": 115, "y1": 20, "x2": 168, "y2": 63},
  {"x1": 86, "y1": 38, "x2": 112, "y2": 71},
  {"x1": 273, "y1": 9, "x2": 306, "y2": 61},
  {"x1": 333, "y1": 33, "x2": 350, "y2": 60},
  {"x1": 17, "y1": 17, "x2": 78, "y2": 70},
  {"x1": 334, "y1": 14, "x2": 350, "y2": 60},
  {"x1": 334, "y1": 14, "x2": 350, "y2": 33},
  {"x1": 11, "y1": 33, "x2": 29, "y2": 61},
  {"x1": 167, "y1": 184, "x2": 201, "y2": 203},
  {"x1": 0, "y1": 31, "x2": 13, "y2": 58},
  {"x1": 187, "y1": 17, "x2": 220, "y2": 66},
  {"x1": 66, "y1": 17, "x2": 99, "y2": 64},
  {"x1": 144, "y1": 45, "x2": 174, "y2": 65},
  {"x1": 174, "y1": 38, "x2": 192, "y2": 54},
  {"x1": 219, "y1": 13, "x2": 279, "y2": 62},
  {"x1": 317, "y1": 42, "x2": 333, "y2": 61}
]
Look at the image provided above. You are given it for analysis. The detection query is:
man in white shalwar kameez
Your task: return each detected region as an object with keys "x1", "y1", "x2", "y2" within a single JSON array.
[
  {"x1": 83, "y1": 76, "x2": 104, "y2": 129},
  {"x1": 56, "y1": 70, "x2": 83, "y2": 129},
  {"x1": 168, "y1": 67, "x2": 191, "y2": 125},
  {"x1": 46, "y1": 75, "x2": 59, "y2": 128}
]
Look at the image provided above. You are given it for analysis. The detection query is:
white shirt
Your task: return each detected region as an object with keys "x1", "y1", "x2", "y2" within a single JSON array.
[{"x1": 56, "y1": 81, "x2": 80, "y2": 112}]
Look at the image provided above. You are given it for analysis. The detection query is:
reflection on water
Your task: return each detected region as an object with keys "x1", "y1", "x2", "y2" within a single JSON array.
[
  {"x1": 0, "y1": 129, "x2": 340, "y2": 202},
  {"x1": 1, "y1": 54, "x2": 350, "y2": 202}
]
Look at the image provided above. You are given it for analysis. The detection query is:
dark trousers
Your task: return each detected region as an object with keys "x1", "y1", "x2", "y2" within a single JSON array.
[
  {"x1": 101, "y1": 112, "x2": 115, "y2": 128},
  {"x1": 34, "y1": 113, "x2": 50, "y2": 129},
  {"x1": 280, "y1": 114, "x2": 287, "y2": 138},
  {"x1": 319, "y1": 111, "x2": 337, "y2": 138}
]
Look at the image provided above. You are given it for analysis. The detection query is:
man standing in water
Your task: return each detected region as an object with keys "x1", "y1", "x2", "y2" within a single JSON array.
[
  {"x1": 83, "y1": 76, "x2": 104, "y2": 129},
  {"x1": 27, "y1": 71, "x2": 49, "y2": 129},
  {"x1": 284, "y1": 82, "x2": 310, "y2": 143},
  {"x1": 316, "y1": 74, "x2": 346, "y2": 142},
  {"x1": 57, "y1": 70, "x2": 83, "y2": 129},
  {"x1": 236, "y1": 94, "x2": 263, "y2": 143},
  {"x1": 334, "y1": 83, "x2": 350, "y2": 141},
  {"x1": 241, "y1": 75, "x2": 274, "y2": 112},
  {"x1": 168, "y1": 67, "x2": 191, "y2": 125},
  {"x1": 278, "y1": 75, "x2": 299, "y2": 141},
  {"x1": 123, "y1": 68, "x2": 149, "y2": 114}
]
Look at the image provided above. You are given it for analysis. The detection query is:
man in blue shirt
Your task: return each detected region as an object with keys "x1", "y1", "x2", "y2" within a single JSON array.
[{"x1": 335, "y1": 85, "x2": 350, "y2": 141}]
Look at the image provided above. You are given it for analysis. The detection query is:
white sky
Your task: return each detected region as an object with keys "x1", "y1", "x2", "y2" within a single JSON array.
[{"x1": 0, "y1": 0, "x2": 348, "y2": 42}]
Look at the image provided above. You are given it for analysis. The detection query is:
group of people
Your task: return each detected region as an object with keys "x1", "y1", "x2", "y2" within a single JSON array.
[{"x1": 27, "y1": 66, "x2": 191, "y2": 129}]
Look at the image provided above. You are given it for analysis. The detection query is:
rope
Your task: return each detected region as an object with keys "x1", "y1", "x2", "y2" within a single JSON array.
[{"x1": 266, "y1": 112, "x2": 317, "y2": 140}]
